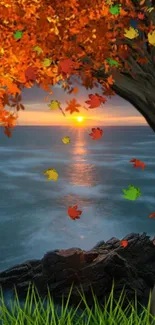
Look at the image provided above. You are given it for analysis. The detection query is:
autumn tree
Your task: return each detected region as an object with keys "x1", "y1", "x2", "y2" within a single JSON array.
[{"x1": 0, "y1": 0, "x2": 155, "y2": 136}]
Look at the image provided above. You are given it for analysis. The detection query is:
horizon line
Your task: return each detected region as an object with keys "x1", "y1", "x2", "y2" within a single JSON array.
[{"x1": 15, "y1": 124, "x2": 149, "y2": 127}]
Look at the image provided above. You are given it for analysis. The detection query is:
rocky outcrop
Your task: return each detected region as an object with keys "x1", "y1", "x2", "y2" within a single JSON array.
[{"x1": 0, "y1": 232, "x2": 155, "y2": 310}]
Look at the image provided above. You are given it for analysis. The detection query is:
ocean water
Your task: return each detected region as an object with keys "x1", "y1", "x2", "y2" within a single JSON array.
[{"x1": 0, "y1": 125, "x2": 155, "y2": 272}]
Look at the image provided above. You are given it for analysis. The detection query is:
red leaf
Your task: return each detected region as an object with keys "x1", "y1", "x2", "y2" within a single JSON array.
[
  {"x1": 130, "y1": 158, "x2": 146, "y2": 170},
  {"x1": 148, "y1": 212, "x2": 155, "y2": 219},
  {"x1": 138, "y1": 12, "x2": 145, "y2": 20},
  {"x1": 89, "y1": 127, "x2": 103, "y2": 140},
  {"x1": 120, "y1": 240, "x2": 128, "y2": 248},
  {"x1": 58, "y1": 58, "x2": 75, "y2": 75},
  {"x1": 85, "y1": 93, "x2": 107, "y2": 108},
  {"x1": 25, "y1": 66, "x2": 38, "y2": 82},
  {"x1": 68, "y1": 205, "x2": 82, "y2": 220}
]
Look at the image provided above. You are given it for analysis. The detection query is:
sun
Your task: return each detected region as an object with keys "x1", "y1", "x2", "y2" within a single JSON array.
[{"x1": 76, "y1": 116, "x2": 84, "y2": 123}]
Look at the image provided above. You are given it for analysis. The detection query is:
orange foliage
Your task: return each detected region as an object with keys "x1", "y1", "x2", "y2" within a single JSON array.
[{"x1": 0, "y1": 0, "x2": 151, "y2": 136}]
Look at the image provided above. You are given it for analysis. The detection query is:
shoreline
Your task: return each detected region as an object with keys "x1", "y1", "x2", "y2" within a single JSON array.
[{"x1": 0, "y1": 232, "x2": 155, "y2": 311}]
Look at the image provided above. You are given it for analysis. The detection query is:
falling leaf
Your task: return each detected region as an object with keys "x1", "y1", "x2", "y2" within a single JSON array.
[
  {"x1": 25, "y1": 66, "x2": 37, "y2": 82},
  {"x1": 65, "y1": 98, "x2": 81, "y2": 114},
  {"x1": 106, "y1": 58, "x2": 119, "y2": 68},
  {"x1": 147, "y1": 7, "x2": 154, "y2": 13},
  {"x1": 148, "y1": 31, "x2": 155, "y2": 46},
  {"x1": 14, "y1": 30, "x2": 23, "y2": 39},
  {"x1": 89, "y1": 127, "x2": 103, "y2": 140},
  {"x1": 124, "y1": 27, "x2": 139, "y2": 39},
  {"x1": 122, "y1": 185, "x2": 142, "y2": 200},
  {"x1": 71, "y1": 87, "x2": 79, "y2": 94},
  {"x1": 107, "y1": 75, "x2": 114, "y2": 85},
  {"x1": 120, "y1": 240, "x2": 128, "y2": 247},
  {"x1": 138, "y1": 12, "x2": 145, "y2": 20},
  {"x1": 42, "y1": 58, "x2": 52, "y2": 67},
  {"x1": 32, "y1": 45, "x2": 43, "y2": 55},
  {"x1": 48, "y1": 100, "x2": 61, "y2": 110},
  {"x1": 62, "y1": 136, "x2": 70, "y2": 144},
  {"x1": 58, "y1": 58, "x2": 75, "y2": 74},
  {"x1": 68, "y1": 205, "x2": 82, "y2": 220},
  {"x1": 148, "y1": 212, "x2": 155, "y2": 218},
  {"x1": 130, "y1": 158, "x2": 146, "y2": 170},
  {"x1": 109, "y1": 5, "x2": 121, "y2": 15},
  {"x1": 85, "y1": 93, "x2": 107, "y2": 108},
  {"x1": 43, "y1": 168, "x2": 59, "y2": 181}
]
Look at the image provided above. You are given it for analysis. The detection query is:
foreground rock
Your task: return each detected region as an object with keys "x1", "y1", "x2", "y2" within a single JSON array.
[{"x1": 0, "y1": 232, "x2": 155, "y2": 310}]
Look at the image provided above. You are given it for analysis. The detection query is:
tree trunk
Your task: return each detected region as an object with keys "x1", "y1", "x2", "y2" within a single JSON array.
[
  {"x1": 92, "y1": 63, "x2": 155, "y2": 133},
  {"x1": 111, "y1": 70, "x2": 155, "y2": 132}
]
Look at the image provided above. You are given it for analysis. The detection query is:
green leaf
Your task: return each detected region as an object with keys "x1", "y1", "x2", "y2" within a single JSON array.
[
  {"x1": 106, "y1": 58, "x2": 119, "y2": 68},
  {"x1": 14, "y1": 30, "x2": 23, "y2": 40},
  {"x1": 122, "y1": 185, "x2": 142, "y2": 201},
  {"x1": 109, "y1": 5, "x2": 121, "y2": 15}
]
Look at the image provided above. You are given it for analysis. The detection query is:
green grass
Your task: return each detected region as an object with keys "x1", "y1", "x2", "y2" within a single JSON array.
[{"x1": 0, "y1": 282, "x2": 154, "y2": 324}]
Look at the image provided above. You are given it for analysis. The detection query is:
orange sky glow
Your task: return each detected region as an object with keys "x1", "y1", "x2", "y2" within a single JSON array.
[
  {"x1": 17, "y1": 110, "x2": 147, "y2": 126},
  {"x1": 16, "y1": 84, "x2": 147, "y2": 126}
]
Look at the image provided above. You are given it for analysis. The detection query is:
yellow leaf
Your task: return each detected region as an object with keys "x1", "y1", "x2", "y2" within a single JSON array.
[
  {"x1": 147, "y1": 7, "x2": 154, "y2": 13},
  {"x1": 42, "y1": 58, "x2": 52, "y2": 67},
  {"x1": 124, "y1": 27, "x2": 139, "y2": 39},
  {"x1": 62, "y1": 136, "x2": 70, "y2": 144},
  {"x1": 47, "y1": 17, "x2": 54, "y2": 23},
  {"x1": 43, "y1": 168, "x2": 59, "y2": 181},
  {"x1": 148, "y1": 31, "x2": 155, "y2": 46},
  {"x1": 48, "y1": 100, "x2": 60, "y2": 110},
  {"x1": 0, "y1": 48, "x2": 4, "y2": 55}
]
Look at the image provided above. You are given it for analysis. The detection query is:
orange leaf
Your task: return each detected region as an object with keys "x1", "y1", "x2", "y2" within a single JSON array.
[
  {"x1": 72, "y1": 87, "x2": 79, "y2": 94},
  {"x1": 139, "y1": 0, "x2": 145, "y2": 5},
  {"x1": 130, "y1": 158, "x2": 146, "y2": 170},
  {"x1": 89, "y1": 127, "x2": 103, "y2": 140},
  {"x1": 85, "y1": 93, "x2": 107, "y2": 108},
  {"x1": 68, "y1": 205, "x2": 82, "y2": 220},
  {"x1": 107, "y1": 75, "x2": 114, "y2": 85},
  {"x1": 65, "y1": 98, "x2": 81, "y2": 114}
]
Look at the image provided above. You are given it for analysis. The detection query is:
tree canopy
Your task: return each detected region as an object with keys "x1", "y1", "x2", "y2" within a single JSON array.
[{"x1": 0, "y1": 0, "x2": 155, "y2": 136}]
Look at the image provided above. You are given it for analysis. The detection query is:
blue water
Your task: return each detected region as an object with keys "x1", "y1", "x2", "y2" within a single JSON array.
[{"x1": 0, "y1": 125, "x2": 155, "y2": 272}]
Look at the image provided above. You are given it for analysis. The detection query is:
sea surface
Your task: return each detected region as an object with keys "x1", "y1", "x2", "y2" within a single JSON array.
[{"x1": 0, "y1": 125, "x2": 155, "y2": 273}]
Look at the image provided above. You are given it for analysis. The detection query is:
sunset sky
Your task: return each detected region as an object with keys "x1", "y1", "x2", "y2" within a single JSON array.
[{"x1": 18, "y1": 78, "x2": 147, "y2": 127}]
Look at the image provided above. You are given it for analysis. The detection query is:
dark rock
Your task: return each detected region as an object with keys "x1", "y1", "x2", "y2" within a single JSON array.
[{"x1": 0, "y1": 232, "x2": 155, "y2": 311}]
